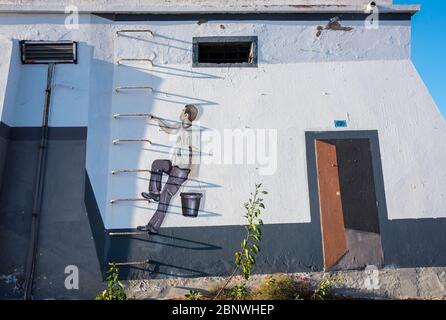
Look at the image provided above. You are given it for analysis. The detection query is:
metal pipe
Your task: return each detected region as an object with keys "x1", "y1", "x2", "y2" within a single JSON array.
[
  {"x1": 114, "y1": 86, "x2": 153, "y2": 93},
  {"x1": 107, "y1": 231, "x2": 148, "y2": 236},
  {"x1": 108, "y1": 259, "x2": 150, "y2": 267},
  {"x1": 112, "y1": 169, "x2": 152, "y2": 174},
  {"x1": 113, "y1": 113, "x2": 152, "y2": 118},
  {"x1": 116, "y1": 58, "x2": 153, "y2": 66},
  {"x1": 115, "y1": 29, "x2": 153, "y2": 37},
  {"x1": 23, "y1": 63, "x2": 55, "y2": 300},
  {"x1": 110, "y1": 198, "x2": 151, "y2": 204},
  {"x1": 112, "y1": 139, "x2": 152, "y2": 145}
]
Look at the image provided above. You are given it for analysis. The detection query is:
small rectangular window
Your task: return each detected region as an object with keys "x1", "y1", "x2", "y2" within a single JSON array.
[{"x1": 193, "y1": 36, "x2": 257, "y2": 68}]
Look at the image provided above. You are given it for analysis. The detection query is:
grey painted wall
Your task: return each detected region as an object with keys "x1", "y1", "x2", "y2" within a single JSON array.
[
  {"x1": 0, "y1": 127, "x2": 104, "y2": 299},
  {"x1": 0, "y1": 123, "x2": 9, "y2": 193}
]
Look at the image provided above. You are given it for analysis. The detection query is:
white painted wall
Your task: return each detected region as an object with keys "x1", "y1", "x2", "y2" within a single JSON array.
[
  {"x1": 0, "y1": 12, "x2": 445, "y2": 230},
  {"x1": 102, "y1": 18, "x2": 444, "y2": 229},
  {"x1": 0, "y1": 13, "x2": 109, "y2": 217},
  {"x1": 0, "y1": 36, "x2": 19, "y2": 124},
  {"x1": 0, "y1": 13, "x2": 93, "y2": 127},
  {"x1": 85, "y1": 14, "x2": 116, "y2": 221},
  {"x1": 0, "y1": 37, "x2": 12, "y2": 121}
]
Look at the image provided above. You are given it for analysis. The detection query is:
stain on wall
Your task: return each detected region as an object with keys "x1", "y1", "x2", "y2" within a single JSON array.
[{"x1": 316, "y1": 16, "x2": 353, "y2": 37}]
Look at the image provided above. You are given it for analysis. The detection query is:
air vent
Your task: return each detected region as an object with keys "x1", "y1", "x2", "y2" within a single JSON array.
[{"x1": 20, "y1": 41, "x2": 77, "y2": 64}]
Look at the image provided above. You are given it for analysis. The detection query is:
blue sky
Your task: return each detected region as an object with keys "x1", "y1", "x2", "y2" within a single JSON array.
[{"x1": 394, "y1": 0, "x2": 446, "y2": 119}]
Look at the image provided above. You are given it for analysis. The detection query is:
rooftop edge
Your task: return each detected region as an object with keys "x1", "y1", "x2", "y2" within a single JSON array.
[{"x1": 0, "y1": 4, "x2": 420, "y2": 15}]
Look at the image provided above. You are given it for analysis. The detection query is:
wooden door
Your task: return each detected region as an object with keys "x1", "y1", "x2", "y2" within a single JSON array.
[{"x1": 315, "y1": 140, "x2": 348, "y2": 270}]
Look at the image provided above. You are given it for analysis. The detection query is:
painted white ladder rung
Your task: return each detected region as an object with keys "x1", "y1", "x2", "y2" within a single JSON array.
[
  {"x1": 112, "y1": 139, "x2": 153, "y2": 145},
  {"x1": 117, "y1": 58, "x2": 153, "y2": 66},
  {"x1": 110, "y1": 198, "x2": 152, "y2": 204},
  {"x1": 107, "y1": 231, "x2": 148, "y2": 236},
  {"x1": 116, "y1": 29, "x2": 153, "y2": 37},
  {"x1": 114, "y1": 86, "x2": 153, "y2": 93},
  {"x1": 108, "y1": 259, "x2": 150, "y2": 267},
  {"x1": 113, "y1": 113, "x2": 152, "y2": 119},
  {"x1": 112, "y1": 169, "x2": 152, "y2": 174}
]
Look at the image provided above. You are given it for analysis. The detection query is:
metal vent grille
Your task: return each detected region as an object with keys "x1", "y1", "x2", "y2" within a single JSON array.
[{"x1": 20, "y1": 41, "x2": 77, "y2": 64}]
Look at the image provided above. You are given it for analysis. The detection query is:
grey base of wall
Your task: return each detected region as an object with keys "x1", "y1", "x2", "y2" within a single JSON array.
[
  {"x1": 0, "y1": 124, "x2": 104, "y2": 299},
  {"x1": 381, "y1": 219, "x2": 446, "y2": 268},
  {"x1": 0, "y1": 123, "x2": 9, "y2": 187}
]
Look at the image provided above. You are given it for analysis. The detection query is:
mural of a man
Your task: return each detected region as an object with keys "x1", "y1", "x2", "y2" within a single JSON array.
[{"x1": 137, "y1": 104, "x2": 199, "y2": 234}]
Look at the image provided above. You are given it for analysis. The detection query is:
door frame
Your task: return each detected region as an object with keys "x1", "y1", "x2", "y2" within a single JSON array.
[{"x1": 305, "y1": 130, "x2": 389, "y2": 269}]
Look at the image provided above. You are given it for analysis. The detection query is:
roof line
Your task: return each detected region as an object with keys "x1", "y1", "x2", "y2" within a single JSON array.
[{"x1": 0, "y1": 4, "x2": 420, "y2": 15}]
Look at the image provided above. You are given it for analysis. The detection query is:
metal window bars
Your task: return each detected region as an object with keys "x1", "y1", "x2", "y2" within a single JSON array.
[
  {"x1": 116, "y1": 58, "x2": 154, "y2": 67},
  {"x1": 114, "y1": 86, "x2": 153, "y2": 93},
  {"x1": 115, "y1": 29, "x2": 154, "y2": 37},
  {"x1": 112, "y1": 139, "x2": 153, "y2": 145}
]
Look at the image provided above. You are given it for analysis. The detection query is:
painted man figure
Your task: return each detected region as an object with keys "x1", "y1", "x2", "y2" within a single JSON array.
[{"x1": 137, "y1": 104, "x2": 199, "y2": 234}]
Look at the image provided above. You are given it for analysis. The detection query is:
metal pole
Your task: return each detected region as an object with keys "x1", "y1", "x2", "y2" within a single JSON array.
[
  {"x1": 23, "y1": 63, "x2": 54, "y2": 300},
  {"x1": 112, "y1": 139, "x2": 152, "y2": 145},
  {"x1": 108, "y1": 260, "x2": 150, "y2": 267},
  {"x1": 115, "y1": 29, "x2": 153, "y2": 37}
]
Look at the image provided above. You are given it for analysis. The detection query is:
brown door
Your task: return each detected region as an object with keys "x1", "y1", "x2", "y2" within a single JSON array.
[{"x1": 315, "y1": 140, "x2": 348, "y2": 270}]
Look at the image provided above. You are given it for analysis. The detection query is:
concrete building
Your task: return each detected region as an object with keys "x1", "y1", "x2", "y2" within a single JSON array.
[{"x1": 0, "y1": 0, "x2": 445, "y2": 299}]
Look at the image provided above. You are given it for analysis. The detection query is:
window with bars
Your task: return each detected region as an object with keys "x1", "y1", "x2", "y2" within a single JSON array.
[{"x1": 192, "y1": 36, "x2": 257, "y2": 67}]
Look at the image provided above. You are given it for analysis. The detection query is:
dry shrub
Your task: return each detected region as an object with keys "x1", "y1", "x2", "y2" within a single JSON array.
[{"x1": 250, "y1": 275, "x2": 313, "y2": 300}]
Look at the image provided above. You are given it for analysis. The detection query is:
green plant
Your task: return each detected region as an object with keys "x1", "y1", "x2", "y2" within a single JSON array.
[
  {"x1": 230, "y1": 283, "x2": 249, "y2": 300},
  {"x1": 214, "y1": 183, "x2": 267, "y2": 299},
  {"x1": 185, "y1": 290, "x2": 202, "y2": 300},
  {"x1": 236, "y1": 183, "x2": 267, "y2": 280},
  {"x1": 312, "y1": 275, "x2": 342, "y2": 300},
  {"x1": 95, "y1": 263, "x2": 127, "y2": 300}
]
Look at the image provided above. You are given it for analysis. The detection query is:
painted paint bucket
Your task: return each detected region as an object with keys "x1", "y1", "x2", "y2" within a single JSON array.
[{"x1": 180, "y1": 192, "x2": 203, "y2": 217}]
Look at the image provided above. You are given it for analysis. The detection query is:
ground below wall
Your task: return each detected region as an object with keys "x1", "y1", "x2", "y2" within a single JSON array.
[{"x1": 125, "y1": 267, "x2": 446, "y2": 300}]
